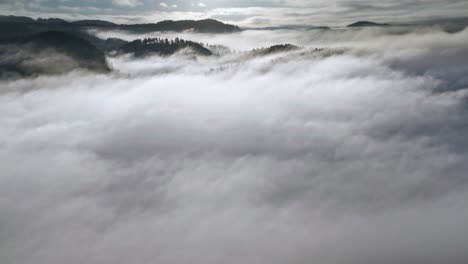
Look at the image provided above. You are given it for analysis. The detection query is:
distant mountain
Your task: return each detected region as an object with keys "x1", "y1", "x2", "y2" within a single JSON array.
[
  {"x1": 116, "y1": 37, "x2": 213, "y2": 57},
  {"x1": 243, "y1": 25, "x2": 330, "y2": 31},
  {"x1": 0, "y1": 31, "x2": 109, "y2": 79},
  {"x1": 347, "y1": 21, "x2": 390, "y2": 27},
  {"x1": 0, "y1": 15, "x2": 34, "y2": 23},
  {"x1": 0, "y1": 15, "x2": 241, "y2": 39},
  {"x1": 73, "y1": 20, "x2": 117, "y2": 27},
  {"x1": 120, "y1": 19, "x2": 241, "y2": 33},
  {"x1": 36, "y1": 18, "x2": 68, "y2": 24}
]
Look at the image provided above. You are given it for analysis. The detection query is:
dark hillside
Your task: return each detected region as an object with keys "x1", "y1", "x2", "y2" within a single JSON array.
[
  {"x1": 117, "y1": 37, "x2": 213, "y2": 57},
  {"x1": 347, "y1": 21, "x2": 390, "y2": 27},
  {"x1": 0, "y1": 31, "x2": 109, "y2": 79}
]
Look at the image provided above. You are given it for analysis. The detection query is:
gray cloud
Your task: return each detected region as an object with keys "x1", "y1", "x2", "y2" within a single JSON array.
[{"x1": 1, "y1": 0, "x2": 468, "y2": 26}]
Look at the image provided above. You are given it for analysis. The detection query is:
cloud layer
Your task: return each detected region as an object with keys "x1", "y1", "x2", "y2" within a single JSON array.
[
  {"x1": 1, "y1": 26, "x2": 468, "y2": 264},
  {"x1": 1, "y1": 0, "x2": 468, "y2": 26}
]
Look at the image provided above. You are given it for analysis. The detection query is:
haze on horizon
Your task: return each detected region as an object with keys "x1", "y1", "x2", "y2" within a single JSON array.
[{"x1": 2, "y1": 0, "x2": 468, "y2": 26}]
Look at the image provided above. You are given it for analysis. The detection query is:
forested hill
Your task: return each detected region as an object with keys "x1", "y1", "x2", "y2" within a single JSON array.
[
  {"x1": 115, "y1": 37, "x2": 213, "y2": 57},
  {"x1": 0, "y1": 15, "x2": 241, "y2": 39},
  {"x1": 347, "y1": 21, "x2": 390, "y2": 27},
  {"x1": 119, "y1": 19, "x2": 241, "y2": 33},
  {"x1": 0, "y1": 31, "x2": 109, "y2": 79},
  {"x1": 251, "y1": 44, "x2": 299, "y2": 56}
]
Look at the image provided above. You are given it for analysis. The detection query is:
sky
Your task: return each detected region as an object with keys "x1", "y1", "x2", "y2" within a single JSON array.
[{"x1": 1, "y1": 0, "x2": 468, "y2": 26}]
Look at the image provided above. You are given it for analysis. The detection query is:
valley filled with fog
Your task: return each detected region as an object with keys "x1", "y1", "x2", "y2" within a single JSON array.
[{"x1": 1, "y1": 24, "x2": 468, "y2": 264}]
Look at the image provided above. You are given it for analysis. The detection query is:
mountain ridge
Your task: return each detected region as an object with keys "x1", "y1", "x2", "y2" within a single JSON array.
[
  {"x1": 347, "y1": 21, "x2": 390, "y2": 27},
  {"x1": 0, "y1": 15, "x2": 241, "y2": 35},
  {"x1": 0, "y1": 31, "x2": 109, "y2": 79}
]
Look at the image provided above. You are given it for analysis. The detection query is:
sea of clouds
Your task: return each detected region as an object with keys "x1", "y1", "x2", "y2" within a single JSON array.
[{"x1": 1, "y1": 26, "x2": 468, "y2": 264}]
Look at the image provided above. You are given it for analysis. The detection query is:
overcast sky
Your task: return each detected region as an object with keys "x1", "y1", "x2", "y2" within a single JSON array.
[{"x1": 1, "y1": 0, "x2": 468, "y2": 26}]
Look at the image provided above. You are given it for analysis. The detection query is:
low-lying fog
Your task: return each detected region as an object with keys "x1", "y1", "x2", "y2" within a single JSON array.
[{"x1": 1, "y1": 26, "x2": 468, "y2": 264}]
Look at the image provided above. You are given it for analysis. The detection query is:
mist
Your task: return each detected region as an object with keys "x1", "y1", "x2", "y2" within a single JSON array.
[{"x1": 1, "y1": 25, "x2": 468, "y2": 264}]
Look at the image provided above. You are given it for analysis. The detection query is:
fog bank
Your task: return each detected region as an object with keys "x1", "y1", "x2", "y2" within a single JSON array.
[{"x1": 1, "y1": 26, "x2": 468, "y2": 264}]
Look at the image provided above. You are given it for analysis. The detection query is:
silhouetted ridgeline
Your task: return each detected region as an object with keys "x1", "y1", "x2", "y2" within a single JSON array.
[
  {"x1": 73, "y1": 20, "x2": 117, "y2": 27},
  {"x1": 0, "y1": 15, "x2": 34, "y2": 23},
  {"x1": 120, "y1": 19, "x2": 241, "y2": 33},
  {"x1": 0, "y1": 31, "x2": 109, "y2": 79},
  {"x1": 0, "y1": 15, "x2": 241, "y2": 39},
  {"x1": 116, "y1": 37, "x2": 213, "y2": 57},
  {"x1": 347, "y1": 21, "x2": 390, "y2": 27}
]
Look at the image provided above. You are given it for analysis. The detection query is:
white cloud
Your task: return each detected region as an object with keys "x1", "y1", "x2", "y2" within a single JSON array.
[
  {"x1": 113, "y1": 0, "x2": 142, "y2": 7},
  {"x1": 189, "y1": 2, "x2": 207, "y2": 8},
  {"x1": 160, "y1": 2, "x2": 178, "y2": 9},
  {"x1": 1, "y1": 26, "x2": 468, "y2": 264}
]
